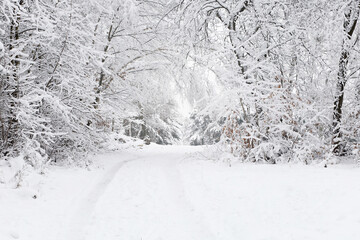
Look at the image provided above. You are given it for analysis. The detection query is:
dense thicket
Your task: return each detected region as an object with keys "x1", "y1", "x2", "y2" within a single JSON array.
[
  {"x1": 0, "y1": 0, "x2": 183, "y2": 169},
  {"x1": 182, "y1": 0, "x2": 360, "y2": 163}
]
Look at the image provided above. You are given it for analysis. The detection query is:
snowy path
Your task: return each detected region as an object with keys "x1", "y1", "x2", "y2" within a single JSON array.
[
  {"x1": 1, "y1": 145, "x2": 360, "y2": 240},
  {"x1": 83, "y1": 148, "x2": 215, "y2": 240},
  {"x1": 62, "y1": 156, "x2": 139, "y2": 240}
]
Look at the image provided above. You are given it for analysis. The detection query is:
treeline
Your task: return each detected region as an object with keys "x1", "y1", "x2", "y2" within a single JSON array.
[
  {"x1": 2, "y1": 0, "x2": 360, "y2": 168},
  {"x1": 0, "y1": 0, "x2": 182, "y2": 167},
  {"x1": 183, "y1": 0, "x2": 360, "y2": 163}
]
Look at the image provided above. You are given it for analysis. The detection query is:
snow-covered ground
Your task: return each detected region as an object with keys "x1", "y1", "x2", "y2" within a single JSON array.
[{"x1": 1, "y1": 145, "x2": 360, "y2": 240}]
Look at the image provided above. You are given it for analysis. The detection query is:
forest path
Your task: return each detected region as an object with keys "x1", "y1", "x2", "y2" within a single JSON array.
[
  {"x1": 80, "y1": 146, "x2": 215, "y2": 240},
  {"x1": 61, "y1": 155, "x2": 140, "y2": 240},
  {"x1": 2, "y1": 145, "x2": 360, "y2": 240}
]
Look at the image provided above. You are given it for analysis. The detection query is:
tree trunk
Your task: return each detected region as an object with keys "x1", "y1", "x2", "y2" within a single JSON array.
[
  {"x1": 332, "y1": 0, "x2": 360, "y2": 156},
  {"x1": 4, "y1": 2, "x2": 22, "y2": 155}
]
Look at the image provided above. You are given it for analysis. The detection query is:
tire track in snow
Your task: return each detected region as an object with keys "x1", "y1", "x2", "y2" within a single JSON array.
[
  {"x1": 60, "y1": 148, "x2": 215, "y2": 240},
  {"x1": 60, "y1": 155, "x2": 139, "y2": 240},
  {"x1": 81, "y1": 150, "x2": 216, "y2": 240},
  {"x1": 142, "y1": 153, "x2": 217, "y2": 240}
]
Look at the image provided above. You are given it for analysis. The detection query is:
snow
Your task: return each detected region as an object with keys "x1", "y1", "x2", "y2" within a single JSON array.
[{"x1": 1, "y1": 145, "x2": 360, "y2": 240}]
